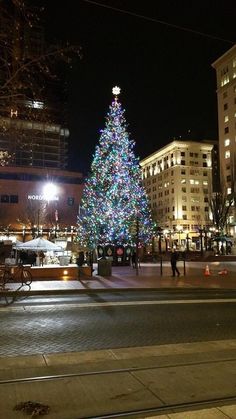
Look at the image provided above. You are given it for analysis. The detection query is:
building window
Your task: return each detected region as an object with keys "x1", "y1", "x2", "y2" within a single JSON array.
[
  {"x1": 226, "y1": 175, "x2": 231, "y2": 182},
  {"x1": 181, "y1": 179, "x2": 186, "y2": 184},
  {"x1": 182, "y1": 205, "x2": 187, "y2": 211},
  {"x1": 224, "y1": 127, "x2": 229, "y2": 134},
  {"x1": 10, "y1": 195, "x2": 18, "y2": 203},
  {"x1": 224, "y1": 138, "x2": 230, "y2": 147},
  {"x1": 223, "y1": 91, "x2": 228, "y2": 98},
  {"x1": 224, "y1": 103, "x2": 228, "y2": 110},
  {"x1": 183, "y1": 215, "x2": 187, "y2": 220},
  {"x1": 181, "y1": 169, "x2": 186, "y2": 175},
  {"x1": 1, "y1": 194, "x2": 9, "y2": 203},
  {"x1": 202, "y1": 154, "x2": 207, "y2": 159},
  {"x1": 181, "y1": 152, "x2": 185, "y2": 156},
  {"x1": 225, "y1": 150, "x2": 230, "y2": 159},
  {"x1": 224, "y1": 115, "x2": 229, "y2": 123},
  {"x1": 227, "y1": 187, "x2": 232, "y2": 194},
  {"x1": 181, "y1": 160, "x2": 185, "y2": 165},
  {"x1": 221, "y1": 74, "x2": 229, "y2": 86},
  {"x1": 204, "y1": 207, "x2": 209, "y2": 212},
  {"x1": 182, "y1": 187, "x2": 186, "y2": 193},
  {"x1": 67, "y1": 197, "x2": 74, "y2": 206}
]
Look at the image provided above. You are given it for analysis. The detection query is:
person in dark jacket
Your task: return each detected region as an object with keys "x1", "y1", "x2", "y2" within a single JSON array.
[{"x1": 170, "y1": 249, "x2": 180, "y2": 277}]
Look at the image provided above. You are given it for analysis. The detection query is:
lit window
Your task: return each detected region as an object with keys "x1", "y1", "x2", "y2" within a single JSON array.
[
  {"x1": 227, "y1": 187, "x2": 232, "y2": 195},
  {"x1": 221, "y1": 75, "x2": 229, "y2": 86},
  {"x1": 233, "y1": 72, "x2": 236, "y2": 79},
  {"x1": 181, "y1": 179, "x2": 186, "y2": 184},
  {"x1": 233, "y1": 58, "x2": 236, "y2": 68},
  {"x1": 203, "y1": 181, "x2": 208, "y2": 186},
  {"x1": 190, "y1": 179, "x2": 194, "y2": 184},
  {"x1": 225, "y1": 139, "x2": 230, "y2": 147},
  {"x1": 225, "y1": 150, "x2": 230, "y2": 159},
  {"x1": 224, "y1": 115, "x2": 229, "y2": 122}
]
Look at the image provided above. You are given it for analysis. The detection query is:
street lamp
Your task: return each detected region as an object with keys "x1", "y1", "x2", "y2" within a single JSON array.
[
  {"x1": 199, "y1": 228, "x2": 204, "y2": 257},
  {"x1": 185, "y1": 230, "x2": 190, "y2": 252},
  {"x1": 176, "y1": 225, "x2": 182, "y2": 248}
]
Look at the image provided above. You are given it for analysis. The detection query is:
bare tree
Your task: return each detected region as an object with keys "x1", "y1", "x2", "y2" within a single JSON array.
[
  {"x1": 17, "y1": 200, "x2": 47, "y2": 236},
  {"x1": 209, "y1": 192, "x2": 233, "y2": 233},
  {"x1": 0, "y1": 0, "x2": 81, "y2": 165}
]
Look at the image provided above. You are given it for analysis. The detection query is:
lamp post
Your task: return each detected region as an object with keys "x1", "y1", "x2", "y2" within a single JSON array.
[
  {"x1": 186, "y1": 230, "x2": 190, "y2": 253},
  {"x1": 37, "y1": 209, "x2": 40, "y2": 237},
  {"x1": 199, "y1": 228, "x2": 203, "y2": 257},
  {"x1": 176, "y1": 225, "x2": 182, "y2": 248}
]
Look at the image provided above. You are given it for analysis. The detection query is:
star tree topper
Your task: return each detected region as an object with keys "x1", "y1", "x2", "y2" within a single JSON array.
[{"x1": 112, "y1": 86, "x2": 121, "y2": 96}]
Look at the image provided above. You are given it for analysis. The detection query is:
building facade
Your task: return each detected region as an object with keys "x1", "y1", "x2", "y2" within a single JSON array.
[
  {"x1": 0, "y1": 166, "x2": 83, "y2": 240},
  {"x1": 140, "y1": 140, "x2": 216, "y2": 247},
  {"x1": 212, "y1": 45, "x2": 236, "y2": 196},
  {"x1": 0, "y1": 1, "x2": 69, "y2": 169}
]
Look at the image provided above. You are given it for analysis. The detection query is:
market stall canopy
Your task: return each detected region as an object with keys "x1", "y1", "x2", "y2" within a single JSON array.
[{"x1": 15, "y1": 237, "x2": 63, "y2": 252}]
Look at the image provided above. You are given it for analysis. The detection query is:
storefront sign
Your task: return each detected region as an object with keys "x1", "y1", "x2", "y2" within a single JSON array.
[{"x1": 28, "y1": 194, "x2": 59, "y2": 201}]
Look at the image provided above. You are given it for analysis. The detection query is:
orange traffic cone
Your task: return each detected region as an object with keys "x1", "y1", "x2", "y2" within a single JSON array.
[{"x1": 204, "y1": 265, "x2": 211, "y2": 276}]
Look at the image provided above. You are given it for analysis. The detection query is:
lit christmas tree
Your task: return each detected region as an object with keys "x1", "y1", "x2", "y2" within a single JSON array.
[{"x1": 77, "y1": 86, "x2": 152, "y2": 248}]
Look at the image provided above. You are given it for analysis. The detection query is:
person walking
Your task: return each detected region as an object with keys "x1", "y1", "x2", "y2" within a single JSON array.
[
  {"x1": 170, "y1": 249, "x2": 180, "y2": 277},
  {"x1": 131, "y1": 251, "x2": 136, "y2": 268}
]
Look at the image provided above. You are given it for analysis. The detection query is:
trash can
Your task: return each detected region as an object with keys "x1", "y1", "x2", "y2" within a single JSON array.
[{"x1": 97, "y1": 258, "x2": 112, "y2": 276}]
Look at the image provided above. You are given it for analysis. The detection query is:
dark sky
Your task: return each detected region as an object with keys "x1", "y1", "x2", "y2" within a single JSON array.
[{"x1": 41, "y1": 0, "x2": 236, "y2": 175}]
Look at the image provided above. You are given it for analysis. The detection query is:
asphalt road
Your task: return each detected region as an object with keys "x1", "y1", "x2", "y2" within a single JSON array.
[{"x1": 1, "y1": 290, "x2": 236, "y2": 357}]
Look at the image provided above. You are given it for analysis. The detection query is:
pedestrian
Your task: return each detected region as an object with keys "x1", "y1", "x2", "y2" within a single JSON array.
[
  {"x1": 131, "y1": 251, "x2": 136, "y2": 268},
  {"x1": 39, "y1": 251, "x2": 45, "y2": 266},
  {"x1": 170, "y1": 249, "x2": 180, "y2": 277}
]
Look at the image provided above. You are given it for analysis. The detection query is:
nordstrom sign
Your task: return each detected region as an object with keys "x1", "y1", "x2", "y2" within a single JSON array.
[{"x1": 28, "y1": 194, "x2": 59, "y2": 201}]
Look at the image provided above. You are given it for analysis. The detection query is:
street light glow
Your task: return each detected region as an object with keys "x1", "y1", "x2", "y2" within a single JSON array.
[{"x1": 43, "y1": 183, "x2": 58, "y2": 201}]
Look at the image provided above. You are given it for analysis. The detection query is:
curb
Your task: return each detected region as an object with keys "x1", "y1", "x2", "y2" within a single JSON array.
[{"x1": 1, "y1": 287, "x2": 236, "y2": 298}]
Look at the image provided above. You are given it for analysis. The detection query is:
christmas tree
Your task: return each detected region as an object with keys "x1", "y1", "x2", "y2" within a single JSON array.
[{"x1": 77, "y1": 86, "x2": 152, "y2": 248}]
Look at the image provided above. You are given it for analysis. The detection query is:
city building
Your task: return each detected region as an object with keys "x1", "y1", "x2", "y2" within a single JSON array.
[
  {"x1": 0, "y1": 2, "x2": 83, "y2": 246},
  {"x1": 212, "y1": 45, "x2": 236, "y2": 233},
  {"x1": 0, "y1": 166, "x2": 83, "y2": 241},
  {"x1": 140, "y1": 140, "x2": 217, "y2": 248},
  {"x1": 0, "y1": 1, "x2": 69, "y2": 169}
]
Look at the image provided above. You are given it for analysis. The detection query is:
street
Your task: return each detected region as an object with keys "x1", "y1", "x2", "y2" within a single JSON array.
[{"x1": 1, "y1": 290, "x2": 236, "y2": 357}]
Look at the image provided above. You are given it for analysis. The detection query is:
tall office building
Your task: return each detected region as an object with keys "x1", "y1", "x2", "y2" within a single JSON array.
[
  {"x1": 212, "y1": 45, "x2": 236, "y2": 197},
  {"x1": 0, "y1": 1, "x2": 69, "y2": 169},
  {"x1": 212, "y1": 45, "x2": 236, "y2": 235},
  {"x1": 140, "y1": 140, "x2": 216, "y2": 246}
]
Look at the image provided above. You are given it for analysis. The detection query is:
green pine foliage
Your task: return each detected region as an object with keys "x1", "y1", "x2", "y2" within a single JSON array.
[{"x1": 77, "y1": 91, "x2": 153, "y2": 247}]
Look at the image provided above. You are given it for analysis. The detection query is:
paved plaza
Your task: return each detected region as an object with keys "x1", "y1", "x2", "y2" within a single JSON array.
[{"x1": 1, "y1": 261, "x2": 236, "y2": 418}]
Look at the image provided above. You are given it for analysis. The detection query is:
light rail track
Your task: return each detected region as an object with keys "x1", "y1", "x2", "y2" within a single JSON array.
[
  {"x1": 84, "y1": 395, "x2": 236, "y2": 418},
  {"x1": 1, "y1": 362, "x2": 236, "y2": 418}
]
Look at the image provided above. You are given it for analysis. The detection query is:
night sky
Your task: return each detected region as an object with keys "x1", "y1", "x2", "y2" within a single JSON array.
[{"x1": 41, "y1": 0, "x2": 236, "y2": 175}]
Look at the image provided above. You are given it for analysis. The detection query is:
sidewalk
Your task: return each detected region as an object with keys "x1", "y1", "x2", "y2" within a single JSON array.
[
  {"x1": 1, "y1": 340, "x2": 236, "y2": 418},
  {"x1": 1, "y1": 262, "x2": 236, "y2": 295}
]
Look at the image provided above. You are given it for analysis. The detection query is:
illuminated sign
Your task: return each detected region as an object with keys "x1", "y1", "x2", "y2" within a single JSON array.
[{"x1": 27, "y1": 194, "x2": 59, "y2": 201}]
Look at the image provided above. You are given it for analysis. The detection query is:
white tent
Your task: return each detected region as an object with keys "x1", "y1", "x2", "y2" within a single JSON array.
[{"x1": 15, "y1": 237, "x2": 63, "y2": 252}]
